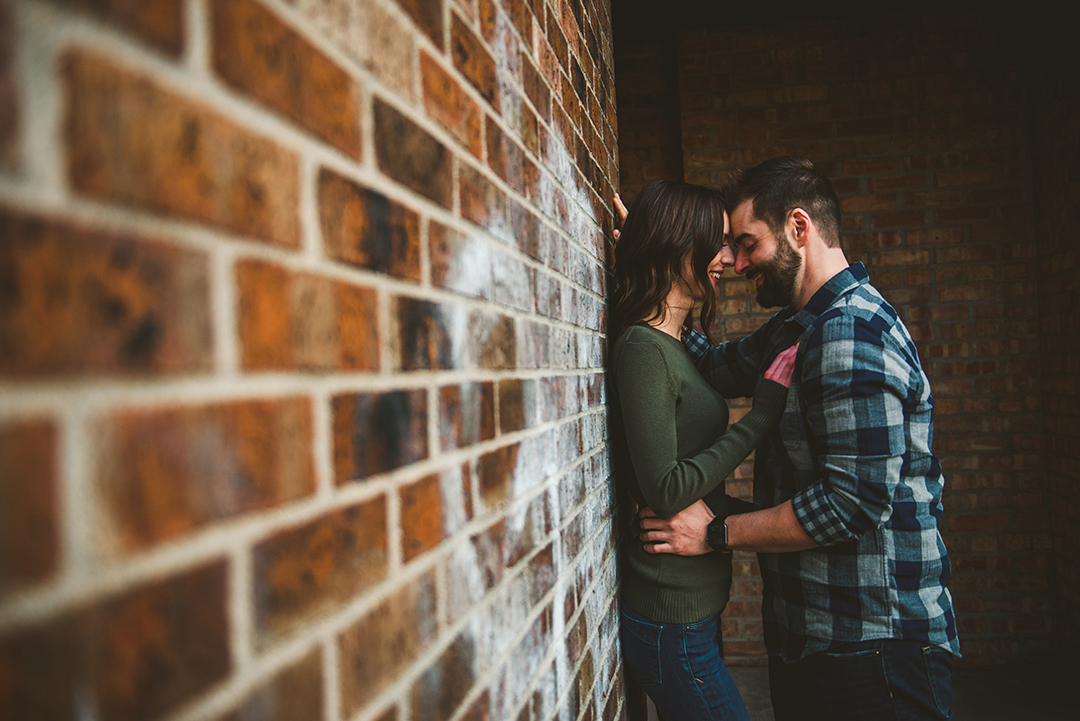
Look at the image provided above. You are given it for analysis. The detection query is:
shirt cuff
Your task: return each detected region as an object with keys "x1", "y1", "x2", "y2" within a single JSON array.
[
  {"x1": 682, "y1": 328, "x2": 710, "y2": 365},
  {"x1": 791, "y1": 483, "x2": 857, "y2": 546}
]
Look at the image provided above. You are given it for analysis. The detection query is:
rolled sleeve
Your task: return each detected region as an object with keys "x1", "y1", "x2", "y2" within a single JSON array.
[{"x1": 794, "y1": 312, "x2": 913, "y2": 546}]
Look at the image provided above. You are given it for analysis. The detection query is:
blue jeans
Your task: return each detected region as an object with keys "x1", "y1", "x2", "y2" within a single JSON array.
[
  {"x1": 769, "y1": 639, "x2": 955, "y2": 721},
  {"x1": 620, "y1": 602, "x2": 750, "y2": 721}
]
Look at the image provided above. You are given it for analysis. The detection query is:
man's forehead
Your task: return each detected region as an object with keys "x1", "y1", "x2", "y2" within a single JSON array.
[{"x1": 729, "y1": 201, "x2": 766, "y2": 239}]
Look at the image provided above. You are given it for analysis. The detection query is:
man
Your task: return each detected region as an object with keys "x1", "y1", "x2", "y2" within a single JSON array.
[{"x1": 636, "y1": 156, "x2": 959, "y2": 720}]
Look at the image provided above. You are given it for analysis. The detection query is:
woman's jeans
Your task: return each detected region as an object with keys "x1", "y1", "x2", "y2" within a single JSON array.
[
  {"x1": 768, "y1": 638, "x2": 955, "y2": 721},
  {"x1": 620, "y1": 602, "x2": 750, "y2": 721}
]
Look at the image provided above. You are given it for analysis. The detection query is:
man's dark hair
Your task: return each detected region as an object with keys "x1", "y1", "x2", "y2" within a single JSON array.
[{"x1": 724, "y1": 155, "x2": 843, "y2": 248}]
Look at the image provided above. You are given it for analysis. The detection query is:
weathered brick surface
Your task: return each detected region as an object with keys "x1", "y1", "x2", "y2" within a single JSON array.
[
  {"x1": 0, "y1": 419, "x2": 58, "y2": 594},
  {"x1": 237, "y1": 259, "x2": 380, "y2": 371},
  {"x1": 64, "y1": 51, "x2": 301, "y2": 248},
  {"x1": 318, "y1": 167, "x2": 422, "y2": 280},
  {"x1": 667, "y1": 14, "x2": 1056, "y2": 661},
  {"x1": 0, "y1": 561, "x2": 230, "y2": 721},
  {"x1": 338, "y1": 570, "x2": 437, "y2": 714},
  {"x1": 0, "y1": 0, "x2": 620, "y2": 719},
  {"x1": 211, "y1": 0, "x2": 361, "y2": 157},
  {"x1": 95, "y1": 397, "x2": 315, "y2": 552},
  {"x1": 373, "y1": 98, "x2": 453, "y2": 208},
  {"x1": 253, "y1": 498, "x2": 388, "y2": 643},
  {"x1": 333, "y1": 389, "x2": 428, "y2": 483},
  {"x1": 0, "y1": 208, "x2": 213, "y2": 377}
]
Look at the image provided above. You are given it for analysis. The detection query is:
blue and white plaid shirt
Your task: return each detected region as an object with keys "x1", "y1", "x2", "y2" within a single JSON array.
[{"x1": 685, "y1": 263, "x2": 959, "y2": 662}]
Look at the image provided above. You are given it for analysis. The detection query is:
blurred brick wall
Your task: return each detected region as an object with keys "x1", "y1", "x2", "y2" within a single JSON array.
[
  {"x1": 1030, "y1": 27, "x2": 1080, "y2": 647},
  {"x1": 674, "y1": 14, "x2": 1055, "y2": 663},
  {"x1": 0, "y1": 1, "x2": 625, "y2": 720}
]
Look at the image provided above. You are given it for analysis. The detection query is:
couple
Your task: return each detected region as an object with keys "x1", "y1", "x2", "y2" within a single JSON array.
[{"x1": 609, "y1": 156, "x2": 959, "y2": 721}]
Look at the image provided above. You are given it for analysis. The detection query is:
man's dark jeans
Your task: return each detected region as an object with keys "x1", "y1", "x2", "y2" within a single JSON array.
[{"x1": 769, "y1": 639, "x2": 955, "y2": 721}]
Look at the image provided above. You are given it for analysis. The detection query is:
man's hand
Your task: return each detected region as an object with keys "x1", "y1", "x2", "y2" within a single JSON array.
[{"x1": 638, "y1": 499, "x2": 715, "y2": 556}]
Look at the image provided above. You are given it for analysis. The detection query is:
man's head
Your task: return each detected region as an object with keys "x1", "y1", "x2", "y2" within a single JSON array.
[{"x1": 723, "y1": 156, "x2": 844, "y2": 309}]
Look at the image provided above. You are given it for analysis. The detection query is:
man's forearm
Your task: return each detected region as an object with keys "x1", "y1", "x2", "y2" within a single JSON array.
[{"x1": 726, "y1": 500, "x2": 818, "y2": 553}]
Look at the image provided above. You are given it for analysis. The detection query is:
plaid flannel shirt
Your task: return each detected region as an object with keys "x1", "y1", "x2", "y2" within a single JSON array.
[{"x1": 685, "y1": 263, "x2": 959, "y2": 662}]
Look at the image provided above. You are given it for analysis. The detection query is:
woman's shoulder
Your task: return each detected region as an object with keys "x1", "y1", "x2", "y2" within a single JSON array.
[{"x1": 617, "y1": 324, "x2": 680, "y2": 348}]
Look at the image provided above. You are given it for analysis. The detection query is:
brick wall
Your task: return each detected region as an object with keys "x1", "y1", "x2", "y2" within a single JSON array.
[
  {"x1": 0, "y1": 1, "x2": 626, "y2": 720},
  {"x1": 675, "y1": 14, "x2": 1053, "y2": 662},
  {"x1": 1030, "y1": 26, "x2": 1080, "y2": 647}
]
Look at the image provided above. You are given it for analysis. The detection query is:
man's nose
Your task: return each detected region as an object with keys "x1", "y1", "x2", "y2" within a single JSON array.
[
  {"x1": 720, "y1": 245, "x2": 736, "y2": 267},
  {"x1": 734, "y1": 252, "x2": 750, "y2": 275}
]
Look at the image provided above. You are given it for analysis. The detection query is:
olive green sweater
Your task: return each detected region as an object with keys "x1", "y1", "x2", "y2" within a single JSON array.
[{"x1": 610, "y1": 324, "x2": 789, "y2": 624}]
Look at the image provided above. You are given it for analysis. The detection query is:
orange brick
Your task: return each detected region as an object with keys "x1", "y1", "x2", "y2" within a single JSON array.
[
  {"x1": 396, "y1": 0, "x2": 445, "y2": 48},
  {"x1": 211, "y1": 0, "x2": 361, "y2": 157},
  {"x1": 452, "y1": 13, "x2": 499, "y2": 111},
  {"x1": 478, "y1": 442, "x2": 519, "y2": 507},
  {"x1": 339, "y1": 571, "x2": 437, "y2": 714},
  {"x1": 373, "y1": 99, "x2": 453, "y2": 208},
  {"x1": 64, "y1": 51, "x2": 300, "y2": 248},
  {"x1": 0, "y1": 419, "x2": 58, "y2": 593},
  {"x1": 0, "y1": 208, "x2": 213, "y2": 377},
  {"x1": 318, "y1": 168, "x2": 421, "y2": 280},
  {"x1": 253, "y1": 498, "x2": 389, "y2": 644},
  {"x1": 438, "y1": 382, "x2": 496, "y2": 450},
  {"x1": 53, "y1": 0, "x2": 185, "y2": 55},
  {"x1": 421, "y1": 51, "x2": 483, "y2": 158},
  {"x1": 96, "y1": 397, "x2": 315, "y2": 551},
  {"x1": 236, "y1": 259, "x2": 379, "y2": 371}
]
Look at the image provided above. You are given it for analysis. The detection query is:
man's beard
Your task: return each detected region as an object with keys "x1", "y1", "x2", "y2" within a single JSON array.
[{"x1": 756, "y1": 235, "x2": 801, "y2": 308}]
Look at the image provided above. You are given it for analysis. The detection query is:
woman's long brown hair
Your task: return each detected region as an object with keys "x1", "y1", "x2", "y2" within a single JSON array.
[{"x1": 610, "y1": 179, "x2": 727, "y2": 343}]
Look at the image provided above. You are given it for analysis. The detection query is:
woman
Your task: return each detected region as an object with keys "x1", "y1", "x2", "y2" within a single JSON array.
[{"x1": 609, "y1": 179, "x2": 796, "y2": 720}]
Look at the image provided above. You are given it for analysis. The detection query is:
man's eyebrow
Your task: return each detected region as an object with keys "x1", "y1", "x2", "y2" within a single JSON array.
[{"x1": 730, "y1": 232, "x2": 754, "y2": 249}]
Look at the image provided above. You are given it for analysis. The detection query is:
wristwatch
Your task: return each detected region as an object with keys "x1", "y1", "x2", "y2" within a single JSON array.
[{"x1": 706, "y1": 515, "x2": 731, "y2": 553}]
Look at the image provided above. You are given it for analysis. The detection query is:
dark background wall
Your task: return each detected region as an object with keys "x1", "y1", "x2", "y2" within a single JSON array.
[{"x1": 614, "y1": 1, "x2": 1080, "y2": 663}]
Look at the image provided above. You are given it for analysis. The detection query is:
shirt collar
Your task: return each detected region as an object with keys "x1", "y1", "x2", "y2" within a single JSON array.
[{"x1": 788, "y1": 262, "x2": 868, "y2": 327}]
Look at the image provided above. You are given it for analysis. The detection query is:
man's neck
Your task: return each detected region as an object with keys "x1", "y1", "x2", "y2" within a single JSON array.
[{"x1": 791, "y1": 247, "x2": 849, "y2": 311}]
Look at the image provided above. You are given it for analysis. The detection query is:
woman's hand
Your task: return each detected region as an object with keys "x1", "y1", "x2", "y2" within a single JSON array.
[
  {"x1": 613, "y1": 193, "x2": 629, "y2": 239},
  {"x1": 763, "y1": 343, "x2": 800, "y2": 387}
]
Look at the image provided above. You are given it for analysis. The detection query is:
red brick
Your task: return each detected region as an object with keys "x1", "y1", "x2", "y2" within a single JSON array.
[
  {"x1": 64, "y1": 51, "x2": 300, "y2": 247},
  {"x1": 236, "y1": 260, "x2": 379, "y2": 371},
  {"x1": 53, "y1": 0, "x2": 185, "y2": 55},
  {"x1": 935, "y1": 168, "x2": 997, "y2": 187},
  {"x1": 410, "y1": 633, "x2": 478, "y2": 721},
  {"x1": 478, "y1": 443, "x2": 520, "y2": 507},
  {"x1": 318, "y1": 168, "x2": 421, "y2": 280},
  {"x1": 96, "y1": 396, "x2": 314, "y2": 551},
  {"x1": 439, "y1": 382, "x2": 496, "y2": 450},
  {"x1": 522, "y1": 53, "x2": 552, "y2": 120},
  {"x1": 400, "y1": 473, "x2": 444, "y2": 560},
  {"x1": 211, "y1": 0, "x2": 361, "y2": 157},
  {"x1": 841, "y1": 194, "x2": 896, "y2": 212},
  {"x1": 487, "y1": 116, "x2": 527, "y2": 193},
  {"x1": 253, "y1": 498, "x2": 389, "y2": 643},
  {"x1": 430, "y1": 221, "x2": 493, "y2": 299},
  {"x1": 220, "y1": 649, "x2": 324, "y2": 721},
  {"x1": 0, "y1": 420, "x2": 58, "y2": 593},
  {"x1": 393, "y1": 296, "x2": 464, "y2": 371},
  {"x1": 873, "y1": 249, "x2": 930, "y2": 267},
  {"x1": 0, "y1": 208, "x2": 213, "y2": 377},
  {"x1": 333, "y1": 390, "x2": 428, "y2": 483},
  {"x1": 373, "y1": 99, "x2": 454, "y2": 208},
  {"x1": 946, "y1": 513, "x2": 1009, "y2": 532},
  {"x1": 452, "y1": 13, "x2": 499, "y2": 111},
  {"x1": 395, "y1": 0, "x2": 445, "y2": 48},
  {"x1": 421, "y1": 51, "x2": 483, "y2": 158},
  {"x1": 0, "y1": 561, "x2": 230, "y2": 720},
  {"x1": 338, "y1": 570, "x2": 437, "y2": 714}
]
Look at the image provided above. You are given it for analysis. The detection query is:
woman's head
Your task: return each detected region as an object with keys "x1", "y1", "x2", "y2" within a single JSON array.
[{"x1": 611, "y1": 179, "x2": 728, "y2": 340}]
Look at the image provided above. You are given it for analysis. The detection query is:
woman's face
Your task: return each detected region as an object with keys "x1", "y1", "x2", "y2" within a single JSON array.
[{"x1": 679, "y1": 211, "x2": 731, "y2": 300}]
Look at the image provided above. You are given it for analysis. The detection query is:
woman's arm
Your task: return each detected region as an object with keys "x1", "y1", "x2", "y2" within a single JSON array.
[{"x1": 617, "y1": 340, "x2": 796, "y2": 519}]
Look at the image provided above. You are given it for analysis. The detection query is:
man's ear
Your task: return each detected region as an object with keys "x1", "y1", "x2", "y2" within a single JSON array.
[{"x1": 788, "y1": 208, "x2": 812, "y2": 248}]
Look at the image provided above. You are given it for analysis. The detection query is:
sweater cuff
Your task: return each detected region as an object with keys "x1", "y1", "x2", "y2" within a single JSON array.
[{"x1": 737, "y1": 379, "x2": 789, "y2": 433}]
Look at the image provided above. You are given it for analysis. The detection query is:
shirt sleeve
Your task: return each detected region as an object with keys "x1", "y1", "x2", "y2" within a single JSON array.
[
  {"x1": 616, "y1": 336, "x2": 789, "y2": 519},
  {"x1": 790, "y1": 312, "x2": 916, "y2": 546},
  {"x1": 683, "y1": 323, "x2": 774, "y2": 399}
]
